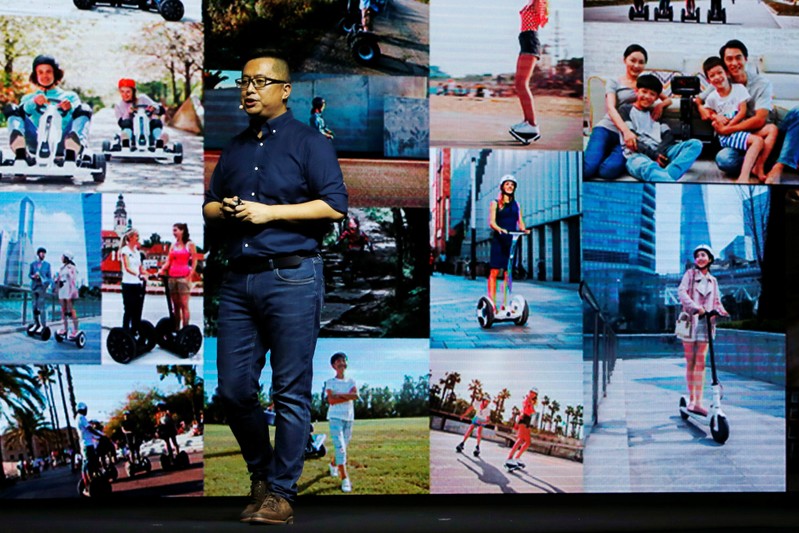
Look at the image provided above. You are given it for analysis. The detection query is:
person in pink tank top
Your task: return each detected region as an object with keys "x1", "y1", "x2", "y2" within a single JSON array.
[{"x1": 158, "y1": 223, "x2": 197, "y2": 330}]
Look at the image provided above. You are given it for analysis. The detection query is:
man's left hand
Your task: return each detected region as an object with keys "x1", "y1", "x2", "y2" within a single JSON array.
[
  {"x1": 234, "y1": 201, "x2": 275, "y2": 225},
  {"x1": 58, "y1": 100, "x2": 72, "y2": 112}
]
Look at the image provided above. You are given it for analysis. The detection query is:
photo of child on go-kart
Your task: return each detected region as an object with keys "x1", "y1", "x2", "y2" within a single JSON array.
[
  {"x1": 581, "y1": 182, "x2": 786, "y2": 492},
  {"x1": 101, "y1": 193, "x2": 204, "y2": 364},
  {"x1": 204, "y1": 0, "x2": 428, "y2": 75},
  {"x1": 584, "y1": 24, "x2": 799, "y2": 184},
  {"x1": 202, "y1": 337, "x2": 429, "y2": 496},
  {"x1": 0, "y1": 365, "x2": 204, "y2": 498},
  {"x1": 585, "y1": 0, "x2": 799, "y2": 28},
  {"x1": 0, "y1": 16, "x2": 203, "y2": 192},
  {"x1": 0, "y1": 0, "x2": 201, "y2": 23},
  {"x1": 0, "y1": 193, "x2": 101, "y2": 364}
]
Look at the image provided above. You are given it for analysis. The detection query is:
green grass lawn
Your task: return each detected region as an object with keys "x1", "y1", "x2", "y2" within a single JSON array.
[{"x1": 204, "y1": 418, "x2": 429, "y2": 496}]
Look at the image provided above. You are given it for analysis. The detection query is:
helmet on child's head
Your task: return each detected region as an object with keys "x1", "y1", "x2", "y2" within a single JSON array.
[
  {"x1": 77, "y1": 402, "x2": 87, "y2": 413},
  {"x1": 30, "y1": 55, "x2": 64, "y2": 86},
  {"x1": 118, "y1": 78, "x2": 136, "y2": 89},
  {"x1": 693, "y1": 244, "x2": 715, "y2": 265},
  {"x1": 500, "y1": 174, "x2": 517, "y2": 188}
]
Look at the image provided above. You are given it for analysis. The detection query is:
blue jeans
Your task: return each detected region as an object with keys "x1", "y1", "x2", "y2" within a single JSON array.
[
  {"x1": 717, "y1": 107, "x2": 799, "y2": 174},
  {"x1": 216, "y1": 256, "x2": 324, "y2": 502},
  {"x1": 584, "y1": 126, "x2": 626, "y2": 179},
  {"x1": 626, "y1": 139, "x2": 703, "y2": 182},
  {"x1": 329, "y1": 418, "x2": 353, "y2": 465}
]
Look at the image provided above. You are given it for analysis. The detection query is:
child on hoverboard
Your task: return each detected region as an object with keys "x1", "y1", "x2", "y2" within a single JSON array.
[
  {"x1": 324, "y1": 352, "x2": 359, "y2": 493},
  {"x1": 455, "y1": 395, "x2": 492, "y2": 457}
]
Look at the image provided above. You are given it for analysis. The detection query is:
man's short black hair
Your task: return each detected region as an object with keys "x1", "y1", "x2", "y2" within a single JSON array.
[
  {"x1": 720, "y1": 39, "x2": 748, "y2": 60},
  {"x1": 702, "y1": 56, "x2": 727, "y2": 77},
  {"x1": 636, "y1": 74, "x2": 663, "y2": 95},
  {"x1": 242, "y1": 49, "x2": 291, "y2": 82}
]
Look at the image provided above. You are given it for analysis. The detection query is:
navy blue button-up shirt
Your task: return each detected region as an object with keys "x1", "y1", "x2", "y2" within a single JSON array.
[{"x1": 205, "y1": 110, "x2": 348, "y2": 259}]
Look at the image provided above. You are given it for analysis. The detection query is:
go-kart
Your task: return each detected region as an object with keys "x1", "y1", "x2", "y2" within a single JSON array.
[
  {"x1": 73, "y1": 0, "x2": 185, "y2": 22},
  {"x1": 0, "y1": 99, "x2": 105, "y2": 183},
  {"x1": 102, "y1": 104, "x2": 183, "y2": 164}
]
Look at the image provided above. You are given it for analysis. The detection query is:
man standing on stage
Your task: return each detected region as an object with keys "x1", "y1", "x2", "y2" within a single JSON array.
[{"x1": 203, "y1": 52, "x2": 348, "y2": 525}]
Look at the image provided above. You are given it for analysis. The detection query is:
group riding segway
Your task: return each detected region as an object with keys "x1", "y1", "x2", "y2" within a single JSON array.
[
  {"x1": 154, "y1": 275, "x2": 203, "y2": 358},
  {"x1": 681, "y1": 0, "x2": 700, "y2": 22},
  {"x1": 102, "y1": 104, "x2": 183, "y2": 164},
  {"x1": 707, "y1": 0, "x2": 726, "y2": 24},
  {"x1": 653, "y1": 0, "x2": 674, "y2": 21},
  {"x1": 26, "y1": 309, "x2": 51, "y2": 341},
  {"x1": 0, "y1": 99, "x2": 106, "y2": 183},
  {"x1": 678, "y1": 310, "x2": 730, "y2": 444},
  {"x1": 73, "y1": 0, "x2": 185, "y2": 22},
  {"x1": 629, "y1": 0, "x2": 649, "y2": 20},
  {"x1": 106, "y1": 283, "x2": 157, "y2": 364},
  {"x1": 476, "y1": 231, "x2": 530, "y2": 329}
]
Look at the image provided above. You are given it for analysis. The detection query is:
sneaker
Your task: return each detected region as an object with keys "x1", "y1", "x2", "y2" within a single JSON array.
[
  {"x1": 239, "y1": 480, "x2": 268, "y2": 523},
  {"x1": 329, "y1": 463, "x2": 338, "y2": 478},
  {"x1": 515, "y1": 460, "x2": 526, "y2": 469},
  {"x1": 504, "y1": 458, "x2": 518, "y2": 468},
  {"x1": 509, "y1": 121, "x2": 541, "y2": 144},
  {"x1": 455, "y1": 442, "x2": 464, "y2": 453},
  {"x1": 82, "y1": 487, "x2": 91, "y2": 497},
  {"x1": 250, "y1": 492, "x2": 294, "y2": 525},
  {"x1": 341, "y1": 477, "x2": 352, "y2": 493}
]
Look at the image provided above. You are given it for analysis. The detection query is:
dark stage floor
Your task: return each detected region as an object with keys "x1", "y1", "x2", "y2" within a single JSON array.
[{"x1": 3, "y1": 493, "x2": 799, "y2": 532}]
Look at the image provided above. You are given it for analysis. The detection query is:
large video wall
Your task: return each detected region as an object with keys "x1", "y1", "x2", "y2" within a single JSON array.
[{"x1": 0, "y1": 0, "x2": 796, "y2": 498}]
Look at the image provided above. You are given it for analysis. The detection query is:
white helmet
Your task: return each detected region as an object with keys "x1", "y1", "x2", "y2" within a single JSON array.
[
  {"x1": 500, "y1": 174, "x2": 517, "y2": 188},
  {"x1": 693, "y1": 244, "x2": 715, "y2": 264},
  {"x1": 77, "y1": 402, "x2": 87, "y2": 413}
]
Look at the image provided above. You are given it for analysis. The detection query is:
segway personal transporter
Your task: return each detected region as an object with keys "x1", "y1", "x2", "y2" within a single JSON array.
[
  {"x1": 159, "y1": 445, "x2": 189, "y2": 471},
  {"x1": 679, "y1": 310, "x2": 730, "y2": 444},
  {"x1": 707, "y1": 0, "x2": 726, "y2": 24},
  {"x1": 653, "y1": 0, "x2": 674, "y2": 21},
  {"x1": 476, "y1": 231, "x2": 530, "y2": 329},
  {"x1": 629, "y1": 0, "x2": 649, "y2": 20},
  {"x1": 154, "y1": 275, "x2": 202, "y2": 358},
  {"x1": 125, "y1": 454, "x2": 152, "y2": 478},
  {"x1": 55, "y1": 328, "x2": 86, "y2": 348},
  {"x1": 77, "y1": 455, "x2": 113, "y2": 498},
  {"x1": 106, "y1": 283, "x2": 157, "y2": 364},
  {"x1": 681, "y1": 0, "x2": 700, "y2": 22},
  {"x1": 26, "y1": 308, "x2": 51, "y2": 341}
]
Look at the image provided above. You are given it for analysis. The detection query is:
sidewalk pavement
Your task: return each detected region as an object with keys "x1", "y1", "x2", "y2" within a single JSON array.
[
  {"x1": 430, "y1": 274, "x2": 582, "y2": 350},
  {"x1": 430, "y1": 430, "x2": 583, "y2": 494},
  {"x1": 585, "y1": 352, "x2": 785, "y2": 492}
]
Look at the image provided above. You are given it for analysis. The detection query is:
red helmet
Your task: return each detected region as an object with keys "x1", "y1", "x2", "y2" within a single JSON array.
[{"x1": 118, "y1": 78, "x2": 136, "y2": 89}]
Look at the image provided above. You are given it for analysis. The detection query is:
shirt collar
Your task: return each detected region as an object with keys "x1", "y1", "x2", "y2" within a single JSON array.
[{"x1": 250, "y1": 109, "x2": 294, "y2": 137}]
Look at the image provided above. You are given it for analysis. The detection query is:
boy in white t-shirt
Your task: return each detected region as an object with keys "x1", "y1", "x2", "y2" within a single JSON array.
[
  {"x1": 696, "y1": 56, "x2": 778, "y2": 183},
  {"x1": 324, "y1": 352, "x2": 359, "y2": 493},
  {"x1": 455, "y1": 395, "x2": 492, "y2": 457}
]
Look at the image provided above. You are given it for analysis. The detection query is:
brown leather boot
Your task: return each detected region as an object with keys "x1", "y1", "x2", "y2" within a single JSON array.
[
  {"x1": 240, "y1": 480, "x2": 268, "y2": 523},
  {"x1": 249, "y1": 492, "x2": 294, "y2": 525}
]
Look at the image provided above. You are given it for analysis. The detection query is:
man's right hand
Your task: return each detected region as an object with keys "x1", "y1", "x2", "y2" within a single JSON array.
[
  {"x1": 33, "y1": 94, "x2": 47, "y2": 106},
  {"x1": 220, "y1": 197, "x2": 241, "y2": 218}
]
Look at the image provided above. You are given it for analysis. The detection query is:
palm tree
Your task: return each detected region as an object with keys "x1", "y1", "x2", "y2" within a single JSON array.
[
  {"x1": 539, "y1": 395, "x2": 550, "y2": 430},
  {"x1": 571, "y1": 405, "x2": 584, "y2": 438},
  {"x1": 0, "y1": 366, "x2": 44, "y2": 481},
  {"x1": 35, "y1": 365, "x2": 62, "y2": 451},
  {"x1": 4, "y1": 407, "x2": 53, "y2": 460},
  {"x1": 549, "y1": 400, "x2": 560, "y2": 432},
  {"x1": 439, "y1": 372, "x2": 461, "y2": 409},
  {"x1": 554, "y1": 414, "x2": 563, "y2": 436},
  {"x1": 494, "y1": 388, "x2": 511, "y2": 424},
  {"x1": 564, "y1": 405, "x2": 575, "y2": 437},
  {"x1": 467, "y1": 379, "x2": 483, "y2": 403},
  {"x1": 429, "y1": 384, "x2": 442, "y2": 409},
  {"x1": 55, "y1": 366, "x2": 77, "y2": 460}
]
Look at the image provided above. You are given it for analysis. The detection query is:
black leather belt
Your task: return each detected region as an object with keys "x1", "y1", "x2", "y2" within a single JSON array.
[{"x1": 229, "y1": 254, "x2": 311, "y2": 274}]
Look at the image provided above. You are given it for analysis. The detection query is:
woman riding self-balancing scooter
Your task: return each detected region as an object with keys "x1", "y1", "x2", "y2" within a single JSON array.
[
  {"x1": 107, "y1": 228, "x2": 157, "y2": 363},
  {"x1": 681, "y1": 0, "x2": 700, "y2": 22},
  {"x1": 53, "y1": 251, "x2": 86, "y2": 348},
  {"x1": 676, "y1": 244, "x2": 730, "y2": 443},
  {"x1": 476, "y1": 175, "x2": 531, "y2": 329}
]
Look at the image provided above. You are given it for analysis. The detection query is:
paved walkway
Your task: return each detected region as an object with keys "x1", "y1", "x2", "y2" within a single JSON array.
[
  {"x1": 430, "y1": 430, "x2": 583, "y2": 494},
  {"x1": 430, "y1": 274, "x2": 582, "y2": 350},
  {"x1": 585, "y1": 348, "x2": 785, "y2": 492}
]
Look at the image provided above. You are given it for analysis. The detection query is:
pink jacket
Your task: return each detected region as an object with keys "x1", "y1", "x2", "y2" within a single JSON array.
[{"x1": 677, "y1": 267, "x2": 727, "y2": 341}]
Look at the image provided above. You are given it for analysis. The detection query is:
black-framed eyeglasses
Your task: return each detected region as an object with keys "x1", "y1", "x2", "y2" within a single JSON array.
[{"x1": 235, "y1": 77, "x2": 289, "y2": 90}]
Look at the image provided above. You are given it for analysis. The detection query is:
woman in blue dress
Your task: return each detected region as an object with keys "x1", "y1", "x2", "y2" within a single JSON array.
[{"x1": 488, "y1": 175, "x2": 529, "y2": 311}]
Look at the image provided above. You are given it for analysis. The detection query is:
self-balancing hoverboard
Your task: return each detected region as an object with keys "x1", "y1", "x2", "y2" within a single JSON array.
[
  {"x1": 55, "y1": 329, "x2": 86, "y2": 348},
  {"x1": 629, "y1": 0, "x2": 649, "y2": 20},
  {"x1": 681, "y1": 0, "x2": 700, "y2": 22},
  {"x1": 154, "y1": 275, "x2": 202, "y2": 358},
  {"x1": 26, "y1": 309, "x2": 51, "y2": 341},
  {"x1": 106, "y1": 283, "x2": 157, "y2": 364},
  {"x1": 476, "y1": 231, "x2": 530, "y2": 329},
  {"x1": 678, "y1": 310, "x2": 730, "y2": 444},
  {"x1": 653, "y1": 0, "x2": 674, "y2": 21},
  {"x1": 707, "y1": 0, "x2": 726, "y2": 24}
]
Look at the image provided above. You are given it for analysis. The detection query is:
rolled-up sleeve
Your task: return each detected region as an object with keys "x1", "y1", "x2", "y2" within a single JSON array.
[{"x1": 304, "y1": 134, "x2": 348, "y2": 216}]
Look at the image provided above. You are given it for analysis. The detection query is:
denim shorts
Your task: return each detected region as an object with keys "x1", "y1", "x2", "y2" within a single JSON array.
[{"x1": 519, "y1": 30, "x2": 541, "y2": 58}]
